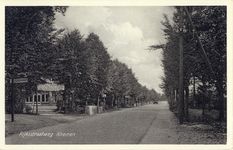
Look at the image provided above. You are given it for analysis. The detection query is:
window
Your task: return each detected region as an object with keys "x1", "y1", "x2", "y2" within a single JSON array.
[
  {"x1": 42, "y1": 95, "x2": 45, "y2": 102},
  {"x1": 46, "y1": 94, "x2": 49, "y2": 102},
  {"x1": 34, "y1": 95, "x2": 37, "y2": 102},
  {"x1": 38, "y1": 95, "x2": 40, "y2": 102},
  {"x1": 26, "y1": 97, "x2": 32, "y2": 103}
]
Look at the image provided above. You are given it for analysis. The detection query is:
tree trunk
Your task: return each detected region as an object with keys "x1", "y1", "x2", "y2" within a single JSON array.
[
  {"x1": 63, "y1": 89, "x2": 66, "y2": 114},
  {"x1": 11, "y1": 79, "x2": 14, "y2": 122},
  {"x1": 176, "y1": 89, "x2": 179, "y2": 103},
  {"x1": 218, "y1": 74, "x2": 224, "y2": 121},
  {"x1": 208, "y1": 93, "x2": 211, "y2": 111},
  {"x1": 111, "y1": 95, "x2": 114, "y2": 108},
  {"x1": 202, "y1": 92, "x2": 205, "y2": 115},
  {"x1": 170, "y1": 90, "x2": 173, "y2": 109},
  {"x1": 168, "y1": 94, "x2": 171, "y2": 109},
  {"x1": 193, "y1": 75, "x2": 196, "y2": 108},
  {"x1": 113, "y1": 94, "x2": 116, "y2": 107},
  {"x1": 173, "y1": 89, "x2": 176, "y2": 108},
  {"x1": 97, "y1": 95, "x2": 100, "y2": 113},
  {"x1": 184, "y1": 86, "x2": 189, "y2": 121},
  {"x1": 103, "y1": 97, "x2": 106, "y2": 111},
  {"x1": 116, "y1": 96, "x2": 118, "y2": 108},
  {"x1": 36, "y1": 89, "x2": 38, "y2": 115},
  {"x1": 202, "y1": 82, "x2": 206, "y2": 115}
]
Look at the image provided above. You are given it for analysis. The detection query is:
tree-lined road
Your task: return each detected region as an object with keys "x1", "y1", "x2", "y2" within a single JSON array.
[{"x1": 6, "y1": 101, "x2": 175, "y2": 144}]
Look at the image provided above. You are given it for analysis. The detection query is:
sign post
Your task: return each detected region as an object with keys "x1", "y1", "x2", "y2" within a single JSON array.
[
  {"x1": 13, "y1": 78, "x2": 28, "y2": 83},
  {"x1": 11, "y1": 79, "x2": 14, "y2": 122},
  {"x1": 36, "y1": 88, "x2": 38, "y2": 115},
  {"x1": 10, "y1": 77, "x2": 28, "y2": 122}
]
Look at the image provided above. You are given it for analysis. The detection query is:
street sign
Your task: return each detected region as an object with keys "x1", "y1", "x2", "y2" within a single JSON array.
[
  {"x1": 11, "y1": 78, "x2": 28, "y2": 83},
  {"x1": 17, "y1": 72, "x2": 27, "y2": 77},
  {"x1": 37, "y1": 83, "x2": 65, "y2": 91}
]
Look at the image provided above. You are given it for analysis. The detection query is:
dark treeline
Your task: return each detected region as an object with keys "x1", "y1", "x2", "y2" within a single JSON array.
[
  {"x1": 5, "y1": 6, "x2": 160, "y2": 114},
  {"x1": 151, "y1": 6, "x2": 226, "y2": 122}
]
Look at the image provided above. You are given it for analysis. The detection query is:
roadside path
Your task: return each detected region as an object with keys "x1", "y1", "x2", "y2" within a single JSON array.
[{"x1": 139, "y1": 101, "x2": 179, "y2": 144}]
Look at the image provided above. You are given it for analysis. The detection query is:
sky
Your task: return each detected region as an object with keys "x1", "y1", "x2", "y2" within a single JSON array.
[{"x1": 54, "y1": 6, "x2": 174, "y2": 94}]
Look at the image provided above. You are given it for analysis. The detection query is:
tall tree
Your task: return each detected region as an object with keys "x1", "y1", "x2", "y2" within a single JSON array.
[
  {"x1": 85, "y1": 33, "x2": 111, "y2": 106},
  {"x1": 150, "y1": 6, "x2": 226, "y2": 122},
  {"x1": 53, "y1": 29, "x2": 88, "y2": 112},
  {"x1": 5, "y1": 6, "x2": 68, "y2": 112}
]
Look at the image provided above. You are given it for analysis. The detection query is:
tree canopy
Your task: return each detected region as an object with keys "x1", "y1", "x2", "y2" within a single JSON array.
[
  {"x1": 5, "y1": 6, "x2": 161, "y2": 114},
  {"x1": 150, "y1": 6, "x2": 226, "y2": 121}
]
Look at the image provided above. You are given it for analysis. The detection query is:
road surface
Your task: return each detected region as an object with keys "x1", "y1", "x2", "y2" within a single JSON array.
[{"x1": 6, "y1": 101, "x2": 179, "y2": 144}]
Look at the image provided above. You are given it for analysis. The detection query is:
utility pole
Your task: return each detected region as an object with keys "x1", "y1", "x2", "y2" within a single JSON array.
[
  {"x1": 179, "y1": 6, "x2": 184, "y2": 124},
  {"x1": 11, "y1": 79, "x2": 14, "y2": 122}
]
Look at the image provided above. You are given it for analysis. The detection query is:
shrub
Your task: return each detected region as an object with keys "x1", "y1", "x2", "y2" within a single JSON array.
[
  {"x1": 106, "y1": 105, "x2": 110, "y2": 110},
  {"x1": 25, "y1": 105, "x2": 32, "y2": 114}
]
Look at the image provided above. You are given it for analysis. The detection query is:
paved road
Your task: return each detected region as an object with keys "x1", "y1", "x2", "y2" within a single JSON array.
[{"x1": 6, "y1": 101, "x2": 176, "y2": 144}]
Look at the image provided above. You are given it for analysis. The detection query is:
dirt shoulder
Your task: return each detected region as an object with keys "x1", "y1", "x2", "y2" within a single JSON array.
[
  {"x1": 5, "y1": 113, "x2": 87, "y2": 137},
  {"x1": 140, "y1": 102, "x2": 227, "y2": 144},
  {"x1": 176, "y1": 122, "x2": 227, "y2": 144},
  {"x1": 172, "y1": 108, "x2": 227, "y2": 144},
  {"x1": 5, "y1": 107, "x2": 122, "y2": 137}
]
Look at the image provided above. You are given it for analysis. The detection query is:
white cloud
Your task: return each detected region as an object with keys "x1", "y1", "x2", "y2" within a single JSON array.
[
  {"x1": 97, "y1": 21, "x2": 163, "y2": 92},
  {"x1": 54, "y1": 6, "x2": 168, "y2": 93},
  {"x1": 55, "y1": 6, "x2": 112, "y2": 36}
]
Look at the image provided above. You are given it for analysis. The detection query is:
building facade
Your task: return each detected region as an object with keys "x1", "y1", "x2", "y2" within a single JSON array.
[{"x1": 25, "y1": 91, "x2": 63, "y2": 106}]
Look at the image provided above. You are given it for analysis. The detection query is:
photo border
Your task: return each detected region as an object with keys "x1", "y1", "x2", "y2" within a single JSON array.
[{"x1": 1, "y1": 0, "x2": 232, "y2": 149}]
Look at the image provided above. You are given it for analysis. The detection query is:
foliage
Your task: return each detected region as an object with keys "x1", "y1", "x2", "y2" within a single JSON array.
[
  {"x1": 85, "y1": 33, "x2": 111, "y2": 99},
  {"x1": 5, "y1": 6, "x2": 162, "y2": 114},
  {"x1": 150, "y1": 6, "x2": 226, "y2": 121},
  {"x1": 25, "y1": 105, "x2": 33, "y2": 114},
  {"x1": 5, "y1": 6, "x2": 68, "y2": 112}
]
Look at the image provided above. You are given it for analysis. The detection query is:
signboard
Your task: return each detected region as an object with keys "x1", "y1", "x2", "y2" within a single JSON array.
[
  {"x1": 11, "y1": 78, "x2": 28, "y2": 83},
  {"x1": 37, "y1": 83, "x2": 65, "y2": 91}
]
